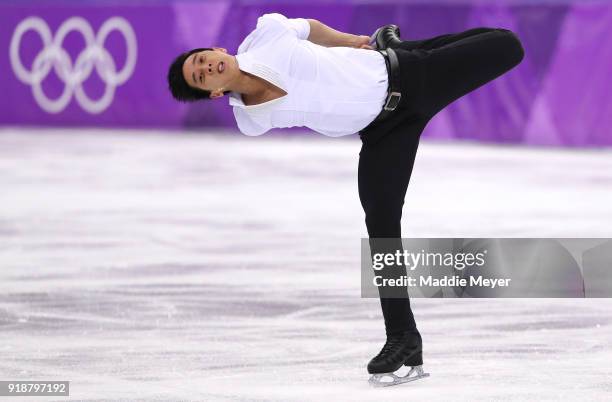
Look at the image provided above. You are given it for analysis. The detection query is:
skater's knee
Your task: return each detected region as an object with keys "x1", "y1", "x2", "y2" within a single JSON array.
[
  {"x1": 364, "y1": 207, "x2": 403, "y2": 237},
  {"x1": 496, "y1": 29, "x2": 525, "y2": 66}
]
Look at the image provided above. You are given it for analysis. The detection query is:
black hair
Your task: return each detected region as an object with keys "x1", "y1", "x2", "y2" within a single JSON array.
[{"x1": 167, "y1": 47, "x2": 215, "y2": 102}]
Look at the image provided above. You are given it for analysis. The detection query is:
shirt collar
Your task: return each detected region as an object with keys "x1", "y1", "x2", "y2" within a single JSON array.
[
  {"x1": 228, "y1": 91, "x2": 244, "y2": 107},
  {"x1": 228, "y1": 52, "x2": 287, "y2": 109},
  {"x1": 228, "y1": 53, "x2": 250, "y2": 108}
]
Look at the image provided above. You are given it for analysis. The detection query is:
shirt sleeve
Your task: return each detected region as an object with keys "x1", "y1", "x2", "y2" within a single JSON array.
[
  {"x1": 232, "y1": 107, "x2": 269, "y2": 136},
  {"x1": 257, "y1": 13, "x2": 311, "y2": 40}
]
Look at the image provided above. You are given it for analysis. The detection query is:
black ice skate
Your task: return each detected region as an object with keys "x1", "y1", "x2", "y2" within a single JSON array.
[
  {"x1": 367, "y1": 331, "x2": 430, "y2": 387},
  {"x1": 369, "y1": 24, "x2": 402, "y2": 50}
]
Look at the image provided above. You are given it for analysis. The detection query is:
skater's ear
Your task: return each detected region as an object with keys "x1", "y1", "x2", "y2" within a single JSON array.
[
  {"x1": 210, "y1": 88, "x2": 225, "y2": 99},
  {"x1": 167, "y1": 47, "x2": 214, "y2": 102},
  {"x1": 213, "y1": 47, "x2": 227, "y2": 53}
]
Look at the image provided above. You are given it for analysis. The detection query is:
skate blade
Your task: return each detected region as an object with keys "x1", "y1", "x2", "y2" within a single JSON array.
[{"x1": 368, "y1": 365, "x2": 430, "y2": 388}]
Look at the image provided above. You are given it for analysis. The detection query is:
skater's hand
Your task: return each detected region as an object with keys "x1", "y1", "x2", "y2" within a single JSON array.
[{"x1": 354, "y1": 35, "x2": 374, "y2": 50}]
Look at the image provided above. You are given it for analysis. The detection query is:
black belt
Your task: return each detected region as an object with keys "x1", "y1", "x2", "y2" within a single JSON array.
[{"x1": 367, "y1": 48, "x2": 402, "y2": 127}]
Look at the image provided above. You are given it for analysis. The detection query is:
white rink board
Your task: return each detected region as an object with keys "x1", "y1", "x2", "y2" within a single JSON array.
[{"x1": 0, "y1": 128, "x2": 611, "y2": 401}]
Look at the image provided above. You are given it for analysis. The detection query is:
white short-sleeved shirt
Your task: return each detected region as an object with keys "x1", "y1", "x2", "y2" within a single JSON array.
[{"x1": 229, "y1": 13, "x2": 388, "y2": 137}]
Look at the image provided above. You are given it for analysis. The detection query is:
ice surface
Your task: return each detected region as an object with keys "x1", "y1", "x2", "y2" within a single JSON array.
[{"x1": 0, "y1": 128, "x2": 611, "y2": 401}]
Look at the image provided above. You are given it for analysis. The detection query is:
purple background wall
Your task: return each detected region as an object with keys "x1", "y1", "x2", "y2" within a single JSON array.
[{"x1": 1, "y1": 0, "x2": 611, "y2": 147}]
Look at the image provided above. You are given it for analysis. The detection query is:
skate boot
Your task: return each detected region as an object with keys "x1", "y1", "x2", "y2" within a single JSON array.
[
  {"x1": 369, "y1": 24, "x2": 402, "y2": 50},
  {"x1": 367, "y1": 331, "x2": 430, "y2": 387}
]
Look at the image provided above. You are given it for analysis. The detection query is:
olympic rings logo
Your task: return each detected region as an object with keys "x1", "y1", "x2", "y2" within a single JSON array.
[{"x1": 9, "y1": 16, "x2": 137, "y2": 114}]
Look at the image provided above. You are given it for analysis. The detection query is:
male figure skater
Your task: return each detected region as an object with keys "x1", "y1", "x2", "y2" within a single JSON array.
[{"x1": 167, "y1": 13, "x2": 524, "y2": 386}]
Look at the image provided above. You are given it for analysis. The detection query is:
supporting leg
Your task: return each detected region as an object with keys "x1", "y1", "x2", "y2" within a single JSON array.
[{"x1": 358, "y1": 119, "x2": 423, "y2": 334}]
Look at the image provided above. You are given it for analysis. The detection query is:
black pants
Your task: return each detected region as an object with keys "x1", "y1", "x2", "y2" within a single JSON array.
[{"x1": 358, "y1": 28, "x2": 524, "y2": 335}]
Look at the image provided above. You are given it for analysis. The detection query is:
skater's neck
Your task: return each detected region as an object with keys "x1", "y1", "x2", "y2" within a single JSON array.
[
  {"x1": 229, "y1": 72, "x2": 262, "y2": 95},
  {"x1": 227, "y1": 69, "x2": 286, "y2": 106}
]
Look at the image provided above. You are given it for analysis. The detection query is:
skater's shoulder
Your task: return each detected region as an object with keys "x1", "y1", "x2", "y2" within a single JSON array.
[
  {"x1": 256, "y1": 13, "x2": 310, "y2": 40},
  {"x1": 239, "y1": 13, "x2": 309, "y2": 53}
]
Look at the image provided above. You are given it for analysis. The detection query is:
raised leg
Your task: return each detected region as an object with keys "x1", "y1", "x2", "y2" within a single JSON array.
[
  {"x1": 395, "y1": 27, "x2": 503, "y2": 51},
  {"x1": 399, "y1": 28, "x2": 525, "y2": 118}
]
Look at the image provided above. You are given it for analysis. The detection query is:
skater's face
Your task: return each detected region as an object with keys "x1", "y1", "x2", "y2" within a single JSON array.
[{"x1": 182, "y1": 48, "x2": 235, "y2": 98}]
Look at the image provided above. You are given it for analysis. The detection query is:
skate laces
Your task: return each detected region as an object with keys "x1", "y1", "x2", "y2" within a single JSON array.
[{"x1": 377, "y1": 337, "x2": 403, "y2": 357}]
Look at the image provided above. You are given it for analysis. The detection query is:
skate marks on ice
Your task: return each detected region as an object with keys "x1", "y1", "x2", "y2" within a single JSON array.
[{"x1": 1, "y1": 129, "x2": 612, "y2": 401}]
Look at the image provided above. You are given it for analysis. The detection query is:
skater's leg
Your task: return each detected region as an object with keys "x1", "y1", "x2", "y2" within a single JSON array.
[
  {"x1": 358, "y1": 119, "x2": 426, "y2": 336},
  {"x1": 361, "y1": 28, "x2": 523, "y2": 145},
  {"x1": 410, "y1": 28, "x2": 524, "y2": 117},
  {"x1": 395, "y1": 27, "x2": 501, "y2": 51}
]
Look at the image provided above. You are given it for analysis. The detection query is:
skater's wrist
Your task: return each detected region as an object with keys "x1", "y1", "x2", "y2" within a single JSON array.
[
  {"x1": 307, "y1": 19, "x2": 372, "y2": 49},
  {"x1": 351, "y1": 35, "x2": 373, "y2": 49}
]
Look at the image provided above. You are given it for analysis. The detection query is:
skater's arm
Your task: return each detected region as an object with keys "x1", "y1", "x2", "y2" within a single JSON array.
[{"x1": 306, "y1": 19, "x2": 371, "y2": 49}]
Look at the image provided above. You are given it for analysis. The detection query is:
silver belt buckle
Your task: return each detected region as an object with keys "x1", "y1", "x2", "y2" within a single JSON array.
[{"x1": 384, "y1": 91, "x2": 401, "y2": 111}]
